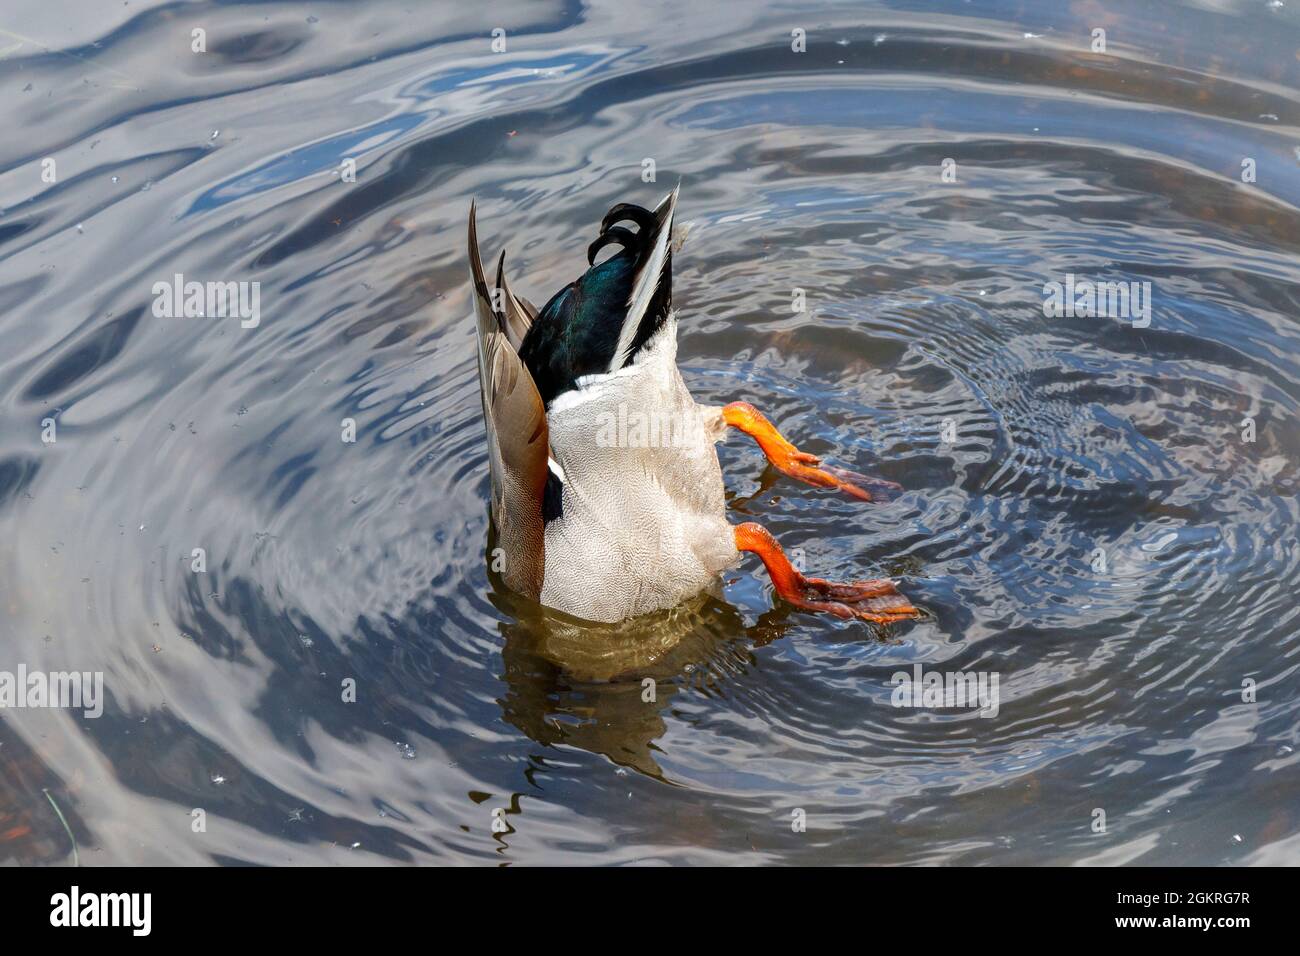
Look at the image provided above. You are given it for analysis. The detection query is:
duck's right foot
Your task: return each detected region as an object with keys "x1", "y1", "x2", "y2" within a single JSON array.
[{"x1": 733, "y1": 522, "x2": 920, "y2": 624}]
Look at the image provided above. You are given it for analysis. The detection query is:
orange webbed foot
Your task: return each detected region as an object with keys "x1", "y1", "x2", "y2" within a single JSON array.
[
  {"x1": 784, "y1": 574, "x2": 921, "y2": 622},
  {"x1": 721, "y1": 401, "x2": 901, "y2": 502},
  {"x1": 734, "y1": 522, "x2": 920, "y2": 625}
]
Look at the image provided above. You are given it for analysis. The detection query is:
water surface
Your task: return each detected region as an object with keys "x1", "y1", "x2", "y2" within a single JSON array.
[{"x1": 2, "y1": 0, "x2": 1299, "y2": 865}]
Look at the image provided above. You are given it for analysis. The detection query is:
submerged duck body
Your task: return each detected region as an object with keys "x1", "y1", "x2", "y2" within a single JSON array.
[{"x1": 470, "y1": 188, "x2": 921, "y2": 626}]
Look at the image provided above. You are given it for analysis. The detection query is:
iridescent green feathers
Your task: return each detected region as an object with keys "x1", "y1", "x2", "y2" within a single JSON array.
[{"x1": 519, "y1": 188, "x2": 677, "y2": 406}]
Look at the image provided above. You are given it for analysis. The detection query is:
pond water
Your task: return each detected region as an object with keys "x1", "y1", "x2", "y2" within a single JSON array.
[{"x1": 1, "y1": 0, "x2": 1298, "y2": 865}]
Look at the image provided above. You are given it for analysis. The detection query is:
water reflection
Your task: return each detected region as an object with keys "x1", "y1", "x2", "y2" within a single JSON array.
[{"x1": 495, "y1": 583, "x2": 810, "y2": 778}]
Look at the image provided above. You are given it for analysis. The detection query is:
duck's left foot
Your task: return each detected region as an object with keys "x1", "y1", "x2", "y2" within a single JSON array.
[
  {"x1": 734, "y1": 522, "x2": 920, "y2": 624},
  {"x1": 721, "y1": 402, "x2": 901, "y2": 502},
  {"x1": 787, "y1": 574, "x2": 921, "y2": 622}
]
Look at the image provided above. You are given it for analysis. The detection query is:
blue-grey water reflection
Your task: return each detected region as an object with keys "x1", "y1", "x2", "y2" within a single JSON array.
[{"x1": 1, "y1": 0, "x2": 1298, "y2": 864}]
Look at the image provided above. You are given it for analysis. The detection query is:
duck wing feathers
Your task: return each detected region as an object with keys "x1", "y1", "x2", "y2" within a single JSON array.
[{"x1": 469, "y1": 201, "x2": 548, "y2": 598}]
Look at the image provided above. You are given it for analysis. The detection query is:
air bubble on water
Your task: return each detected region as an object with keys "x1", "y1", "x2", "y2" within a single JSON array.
[
  {"x1": 396, "y1": 741, "x2": 416, "y2": 759},
  {"x1": 1267, "y1": 0, "x2": 1283, "y2": 10}
]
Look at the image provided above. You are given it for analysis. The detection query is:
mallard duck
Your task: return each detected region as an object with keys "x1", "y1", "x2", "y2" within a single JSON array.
[{"x1": 469, "y1": 186, "x2": 920, "y2": 626}]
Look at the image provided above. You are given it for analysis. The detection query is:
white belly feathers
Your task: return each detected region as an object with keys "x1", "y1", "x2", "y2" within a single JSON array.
[{"x1": 541, "y1": 314, "x2": 738, "y2": 622}]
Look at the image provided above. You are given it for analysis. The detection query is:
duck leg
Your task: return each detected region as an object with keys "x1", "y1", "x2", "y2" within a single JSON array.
[
  {"x1": 721, "y1": 402, "x2": 901, "y2": 502},
  {"x1": 734, "y1": 522, "x2": 920, "y2": 623}
]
